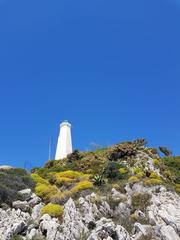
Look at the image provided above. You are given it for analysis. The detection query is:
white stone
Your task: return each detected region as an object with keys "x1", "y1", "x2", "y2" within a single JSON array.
[
  {"x1": 12, "y1": 200, "x2": 30, "y2": 212},
  {"x1": 18, "y1": 189, "x2": 32, "y2": 201},
  {"x1": 160, "y1": 225, "x2": 179, "y2": 240},
  {"x1": 31, "y1": 203, "x2": 44, "y2": 221},
  {"x1": 55, "y1": 121, "x2": 73, "y2": 160}
]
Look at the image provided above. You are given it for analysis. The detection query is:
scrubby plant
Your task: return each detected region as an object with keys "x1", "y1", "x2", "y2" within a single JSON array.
[
  {"x1": 50, "y1": 191, "x2": 72, "y2": 204},
  {"x1": 144, "y1": 178, "x2": 162, "y2": 187},
  {"x1": 67, "y1": 150, "x2": 82, "y2": 162},
  {"x1": 131, "y1": 192, "x2": 151, "y2": 212},
  {"x1": 159, "y1": 146, "x2": 172, "y2": 156},
  {"x1": 108, "y1": 142, "x2": 137, "y2": 161},
  {"x1": 55, "y1": 177, "x2": 76, "y2": 187},
  {"x1": 35, "y1": 183, "x2": 58, "y2": 201},
  {"x1": 92, "y1": 175, "x2": 104, "y2": 186},
  {"x1": 55, "y1": 170, "x2": 85, "y2": 179},
  {"x1": 128, "y1": 176, "x2": 139, "y2": 184},
  {"x1": 31, "y1": 174, "x2": 49, "y2": 185},
  {"x1": 104, "y1": 162, "x2": 120, "y2": 179},
  {"x1": 10, "y1": 235, "x2": 24, "y2": 240},
  {"x1": 136, "y1": 171, "x2": 145, "y2": 179},
  {"x1": 133, "y1": 167, "x2": 141, "y2": 174},
  {"x1": 153, "y1": 159, "x2": 159, "y2": 166},
  {"x1": 149, "y1": 171, "x2": 161, "y2": 180},
  {"x1": 175, "y1": 184, "x2": 180, "y2": 193},
  {"x1": 71, "y1": 180, "x2": 93, "y2": 194},
  {"x1": 44, "y1": 160, "x2": 56, "y2": 169},
  {"x1": 0, "y1": 168, "x2": 35, "y2": 205},
  {"x1": 41, "y1": 203, "x2": 63, "y2": 218},
  {"x1": 119, "y1": 168, "x2": 127, "y2": 174}
]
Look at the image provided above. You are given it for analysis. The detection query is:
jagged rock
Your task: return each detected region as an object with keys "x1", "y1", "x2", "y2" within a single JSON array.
[
  {"x1": 18, "y1": 189, "x2": 32, "y2": 201},
  {"x1": 39, "y1": 214, "x2": 60, "y2": 240},
  {"x1": 28, "y1": 193, "x2": 41, "y2": 207},
  {"x1": 12, "y1": 200, "x2": 30, "y2": 212},
  {"x1": 26, "y1": 228, "x2": 39, "y2": 240},
  {"x1": 159, "y1": 225, "x2": 179, "y2": 240},
  {"x1": 0, "y1": 208, "x2": 30, "y2": 240},
  {"x1": 79, "y1": 195, "x2": 100, "y2": 223},
  {"x1": 87, "y1": 217, "x2": 130, "y2": 240},
  {"x1": 114, "y1": 202, "x2": 130, "y2": 219},
  {"x1": 31, "y1": 202, "x2": 44, "y2": 221},
  {"x1": 99, "y1": 200, "x2": 113, "y2": 217},
  {"x1": 61, "y1": 198, "x2": 88, "y2": 240},
  {"x1": 132, "y1": 223, "x2": 153, "y2": 240},
  {"x1": 147, "y1": 190, "x2": 180, "y2": 234}
]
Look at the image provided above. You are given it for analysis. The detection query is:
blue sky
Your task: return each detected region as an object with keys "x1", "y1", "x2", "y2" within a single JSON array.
[{"x1": 0, "y1": 0, "x2": 179, "y2": 168}]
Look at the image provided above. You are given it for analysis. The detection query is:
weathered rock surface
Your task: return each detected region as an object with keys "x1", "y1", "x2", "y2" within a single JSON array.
[{"x1": 0, "y1": 186, "x2": 180, "y2": 240}]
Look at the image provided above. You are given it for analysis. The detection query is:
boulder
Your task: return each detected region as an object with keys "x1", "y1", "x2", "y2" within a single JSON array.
[
  {"x1": 12, "y1": 200, "x2": 30, "y2": 212},
  {"x1": 31, "y1": 203, "x2": 44, "y2": 221},
  {"x1": 18, "y1": 189, "x2": 32, "y2": 201},
  {"x1": 28, "y1": 193, "x2": 41, "y2": 208}
]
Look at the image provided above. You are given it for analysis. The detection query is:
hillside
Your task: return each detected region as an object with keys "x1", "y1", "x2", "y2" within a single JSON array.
[{"x1": 0, "y1": 139, "x2": 180, "y2": 240}]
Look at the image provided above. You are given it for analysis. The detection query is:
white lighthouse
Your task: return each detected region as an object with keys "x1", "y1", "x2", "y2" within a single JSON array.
[{"x1": 55, "y1": 120, "x2": 73, "y2": 160}]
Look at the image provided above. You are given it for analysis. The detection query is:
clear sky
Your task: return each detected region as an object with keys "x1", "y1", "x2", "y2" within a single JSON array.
[{"x1": 0, "y1": 0, "x2": 179, "y2": 168}]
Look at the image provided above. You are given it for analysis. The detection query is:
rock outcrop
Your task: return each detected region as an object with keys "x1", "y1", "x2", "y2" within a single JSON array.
[{"x1": 0, "y1": 185, "x2": 180, "y2": 240}]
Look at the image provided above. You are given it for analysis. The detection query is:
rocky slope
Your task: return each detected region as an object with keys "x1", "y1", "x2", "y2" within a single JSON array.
[
  {"x1": 0, "y1": 140, "x2": 180, "y2": 240},
  {"x1": 0, "y1": 184, "x2": 180, "y2": 240}
]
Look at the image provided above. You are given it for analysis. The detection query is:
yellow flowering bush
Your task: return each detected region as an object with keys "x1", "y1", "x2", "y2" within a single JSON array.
[
  {"x1": 153, "y1": 159, "x2": 159, "y2": 166},
  {"x1": 149, "y1": 172, "x2": 161, "y2": 180},
  {"x1": 119, "y1": 168, "x2": 127, "y2": 174},
  {"x1": 71, "y1": 180, "x2": 93, "y2": 194},
  {"x1": 144, "y1": 178, "x2": 162, "y2": 186},
  {"x1": 31, "y1": 173, "x2": 49, "y2": 185},
  {"x1": 128, "y1": 176, "x2": 139, "y2": 184},
  {"x1": 41, "y1": 203, "x2": 63, "y2": 218},
  {"x1": 55, "y1": 170, "x2": 84, "y2": 179},
  {"x1": 35, "y1": 183, "x2": 58, "y2": 201}
]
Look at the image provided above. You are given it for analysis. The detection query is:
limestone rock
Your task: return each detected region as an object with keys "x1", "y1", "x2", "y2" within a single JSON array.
[
  {"x1": 61, "y1": 198, "x2": 88, "y2": 240},
  {"x1": 12, "y1": 200, "x2": 30, "y2": 212},
  {"x1": 28, "y1": 193, "x2": 41, "y2": 208},
  {"x1": 159, "y1": 225, "x2": 179, "y2": 240},
  {"x1": 18, "y1": 189, "x2": 32, "y2": 201},
  {"x1": 31, "y1": 203, "x2": 44, "y2": 221},
  {"x1": 39, "y1": 214, "x2": 60, "y2": 240},
  {"x1": 0, "y1": 208, "x2": 30, "y2": 240},
  {"x1": 87, "y1": 217, "x2": 130, "y2": 240}
]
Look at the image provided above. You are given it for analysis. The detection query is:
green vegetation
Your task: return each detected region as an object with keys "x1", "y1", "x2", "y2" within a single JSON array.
[
  {"x1": 41, "y1": 203, "x2": 63, "y2": 218},
  {"x1": 0, "y1": 168, "x2": 35, "y2": 206},
  {"x1": 31, "y1": 140, "x2": 180, "y2": 204}
]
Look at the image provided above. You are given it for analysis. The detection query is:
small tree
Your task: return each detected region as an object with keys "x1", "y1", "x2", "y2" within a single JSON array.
[
  {"x1": 159, "y1": 146, "x2": 172, "y2": 156},
  {"x1": 104, "y1": 162, "x2": 120, "y2": 179},
  {"x1": 67, "y1": 150, "x2": 82, "y2": 162}
]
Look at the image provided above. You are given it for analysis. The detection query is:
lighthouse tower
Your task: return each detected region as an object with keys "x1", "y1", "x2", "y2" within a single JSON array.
[{"x1": 55, "y1": 121, "x2": 73, "y2": 160}]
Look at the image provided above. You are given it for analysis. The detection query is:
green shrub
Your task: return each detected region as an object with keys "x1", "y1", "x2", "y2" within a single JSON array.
[
  {"x1": 35, "y1": 183, "x2": 57, "y2": 201},
  {"x1": 41, "y1": 203, "x2": 63, "y2": 218},
  {"x1": 131, "y1": 192, "x2": 151, "y2": 212},
  {"x1": 144, "y1": 178, "x2": 162, "y2": 186},
  {"x1": 159, "y1": 146, "x2": 172, "y2": 156},
  {"x1": 71, "y1": 180, "x2": 93, "y2": 194},
  {"x1": 0, "y1": 168, "x2": 35, "y2": 205},
  {"x1": 104, "y1": 162, "x2": 121, "y2": 179},
  {"x1": 92, "y1": 175, "x2": 104, "y2": 186},
  {"x1": 119, "y1": 168, "x2": 127, "y2": 174},
  {"x1": 149, "y1": 172, "x2": 161, "y2": 180},
  {"x1": 128, "y1": 176, "x2": 139, "y2": 184}
]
